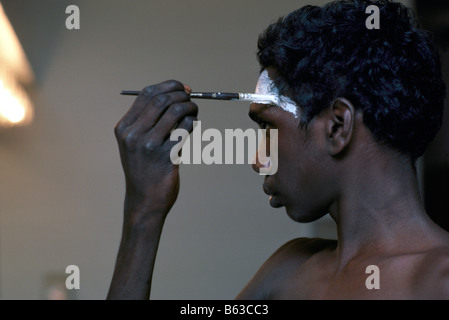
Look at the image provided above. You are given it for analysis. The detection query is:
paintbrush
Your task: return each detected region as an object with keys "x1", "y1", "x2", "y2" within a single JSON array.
[{"x1": 120, "y1": 90, "x2": 278, "y2": 105}]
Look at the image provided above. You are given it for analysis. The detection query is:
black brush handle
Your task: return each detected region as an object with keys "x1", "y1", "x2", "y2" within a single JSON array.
[
  {"x1": 120, "y1": 91, "x2": 240, "y2": 101},
  {"x1": 120, "y1": 90, "x2": 141, "y2": 96}
]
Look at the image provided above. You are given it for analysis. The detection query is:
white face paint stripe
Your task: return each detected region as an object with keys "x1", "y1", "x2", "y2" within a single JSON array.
[{"x1": 255, "y1": 70, "x2": 298, "y2": 118}]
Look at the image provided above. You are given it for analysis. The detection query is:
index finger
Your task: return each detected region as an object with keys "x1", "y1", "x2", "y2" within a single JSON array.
[{"x1": 117, "y1": 80, "x2": 186, "y2": 130}]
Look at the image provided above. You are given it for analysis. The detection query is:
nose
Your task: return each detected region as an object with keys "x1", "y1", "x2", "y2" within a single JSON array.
[{"x1": 252, "y1": 143, "x2": 271, "y2": 174}]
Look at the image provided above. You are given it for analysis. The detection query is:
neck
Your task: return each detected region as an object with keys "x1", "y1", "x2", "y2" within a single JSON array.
[{"x1": 328, "y1": 151, "x2": 443, "y2": 268}]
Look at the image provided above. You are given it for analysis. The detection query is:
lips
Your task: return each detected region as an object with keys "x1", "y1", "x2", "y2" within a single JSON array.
[
  {"x1": 263, "y1": 183, "x2": 284, "y2": 208},
  {"x1": 263, "y1": 183, "x2": 275, "y2": 196},
  {"x1": 269, "y1": 196, "x2": 284, "y2": 208}
]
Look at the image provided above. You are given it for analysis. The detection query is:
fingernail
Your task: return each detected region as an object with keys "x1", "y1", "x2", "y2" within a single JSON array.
[{"x1": 184, "y1": 84, "x2": 192, "y2": 94}]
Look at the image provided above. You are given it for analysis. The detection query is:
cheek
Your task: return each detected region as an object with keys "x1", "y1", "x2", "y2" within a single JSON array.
[
  {"x1": 274, "y1": 132, "x2": 306, "y2": 182},
  {"x1": 276, "y1": 129, "x2": 324, "y2": 194}
]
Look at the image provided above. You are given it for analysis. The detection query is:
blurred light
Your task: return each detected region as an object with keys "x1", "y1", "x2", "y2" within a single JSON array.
[{"x1": 0, "y1": 2, "x2": 34, "y2": 127}]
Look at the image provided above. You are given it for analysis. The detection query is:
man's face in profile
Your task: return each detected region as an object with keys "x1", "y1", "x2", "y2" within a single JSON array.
[{"x1": 250, "y1": 67, "x2": 334, "y2": 223}]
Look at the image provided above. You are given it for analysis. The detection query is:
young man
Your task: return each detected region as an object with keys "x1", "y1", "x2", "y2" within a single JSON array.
[{"x1": 107, "y1": 0, "x2": 449, "y2": 299}]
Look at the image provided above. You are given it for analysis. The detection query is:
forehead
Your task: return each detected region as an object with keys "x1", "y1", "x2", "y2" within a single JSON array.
[
  {"x1": 254, "y1": 68, "x2": 299, "y2": 119},
  {"x1": 255, "y1": 69, "x2": 277, "y2": 94}
]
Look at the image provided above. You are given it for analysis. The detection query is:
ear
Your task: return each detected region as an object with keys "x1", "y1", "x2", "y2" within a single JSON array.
[{"x1": 324, "y1": 98, "x2": 355, "y2": 156}]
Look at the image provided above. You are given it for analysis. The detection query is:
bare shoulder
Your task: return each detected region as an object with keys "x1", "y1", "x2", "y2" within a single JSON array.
[
  {"x1": 413, "y1": 246, "x2": 449, "y2": 299},
  {"x1": 235, "y1": 237, "x2": 336, "y2": 300}
]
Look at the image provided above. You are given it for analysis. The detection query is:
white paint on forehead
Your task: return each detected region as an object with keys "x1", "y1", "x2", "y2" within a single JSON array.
[{"x1": 255, "y1": 70, "x2": 298, "y2": 118}]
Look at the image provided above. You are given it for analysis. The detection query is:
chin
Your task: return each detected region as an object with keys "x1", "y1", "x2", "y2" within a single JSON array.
[{"x1": 285, "y1": 205, "x2": 328, "y2": 223}]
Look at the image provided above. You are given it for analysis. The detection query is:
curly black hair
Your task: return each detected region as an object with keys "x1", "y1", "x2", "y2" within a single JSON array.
[{"x1": 257, "y1": 0, "x2": 446, "y2": 160}]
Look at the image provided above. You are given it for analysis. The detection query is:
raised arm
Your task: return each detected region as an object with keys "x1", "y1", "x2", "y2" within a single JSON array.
[{"x1": 107, "y1": 80, "x2": 198, "y2": 299}]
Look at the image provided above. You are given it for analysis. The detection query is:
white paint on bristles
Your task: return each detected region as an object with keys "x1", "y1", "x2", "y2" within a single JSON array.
[{"x1": 254, "y1": 70, "x2": 298, "y2": 118}]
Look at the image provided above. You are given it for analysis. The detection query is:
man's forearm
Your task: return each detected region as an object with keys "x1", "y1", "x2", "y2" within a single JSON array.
[{"x1": 107, "y1": 212, "x2": 166, "y2": 300}]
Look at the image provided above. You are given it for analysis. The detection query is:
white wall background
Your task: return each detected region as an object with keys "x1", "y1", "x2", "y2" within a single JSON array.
[{"x1": 0, "y1": 0, "x2": 411, "y2": 299}]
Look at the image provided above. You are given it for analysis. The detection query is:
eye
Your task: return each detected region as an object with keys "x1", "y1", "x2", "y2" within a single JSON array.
[{"x1": 260, "y1": 121, "x2": 270, "y2": 130}]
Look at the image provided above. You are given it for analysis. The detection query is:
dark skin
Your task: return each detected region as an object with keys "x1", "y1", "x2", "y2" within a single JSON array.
[{"x1": 107, "y1": 68, "x2": 449, "y2": 300}]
